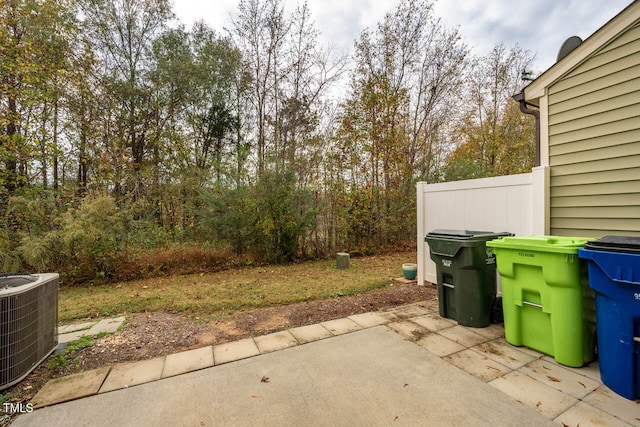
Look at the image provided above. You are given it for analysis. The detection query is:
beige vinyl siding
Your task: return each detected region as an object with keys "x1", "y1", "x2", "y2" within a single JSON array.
[{"x1": 546, "y1": 21, "x2": 640, "y2": 238}]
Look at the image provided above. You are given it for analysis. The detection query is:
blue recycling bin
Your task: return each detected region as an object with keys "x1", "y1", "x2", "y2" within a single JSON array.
[{"x1": 578, "y1": 236, "x2": 640, "y2": 400}]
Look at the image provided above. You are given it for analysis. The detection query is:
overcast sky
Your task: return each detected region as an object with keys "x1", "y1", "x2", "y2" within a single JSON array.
[{"x1": 172, "y1": 0, "x2": 633, "y2": 74}]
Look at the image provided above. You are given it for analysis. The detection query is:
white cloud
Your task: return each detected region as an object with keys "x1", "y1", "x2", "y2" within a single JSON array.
[
  {"x1": 434, "y1": 0, "x2": 633, "y2": 71},
  {"x1": 172, "y1": 0, "x2": 634, "y2": 72}
]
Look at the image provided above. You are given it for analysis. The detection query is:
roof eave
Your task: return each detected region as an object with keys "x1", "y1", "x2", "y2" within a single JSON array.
[{"x1": 523, "y1": 1, "x2": 640, "y2": 105}]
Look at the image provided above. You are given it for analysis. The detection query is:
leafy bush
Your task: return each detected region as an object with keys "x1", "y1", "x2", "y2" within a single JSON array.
[
  {"x1": 252, "y1": 169, "x2": 319, "y2": 262},
  {"x1": 1, "y1": 194, "x2": 57, "y2": 273},
  {"x1": 0, "y1": 231, "x2": 22, "y2": 273},
  {"x1": 56, "y1": 196, "x2": 125, "y2": 279},
  {"x1": 0, "y1": 194, "x2": 122, "y2": 279},
  {"x1": 198, "y1": 184, "x2": 255, "y2": 255},
  {"x1": 124, "y1": 218, "x2": 176, "y2": 249},
  {"x1": 17, "y1": 232, "x2": 59, "y2": 272},
  {"x1": 199, "y1": 169, "x2": 319, "y2": 262}
]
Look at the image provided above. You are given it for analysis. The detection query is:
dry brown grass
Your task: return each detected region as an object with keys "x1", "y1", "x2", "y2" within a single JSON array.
[{"x1": 113, "y1": 245, "x2": 234, "y2": 282}]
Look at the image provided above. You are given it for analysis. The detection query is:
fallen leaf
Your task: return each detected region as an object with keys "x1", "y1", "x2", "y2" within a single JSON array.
[
  {"x1": 251, "y1": 395, "x2": 261, "y2": 398},
  {"x1": 261, "y1": 376, "x2": 270, "y2": 383},
  {"x1": 561, "y1": 423, "x2": 569, "y2": 427},
  {"x1": 403, "y1": 384, "x2": 408, "y2": 388},
  {"x1": 578, "y1": 381, "x2": 585, "y2": 388},
  {"x1": 542, "y1": 365, "x2": 551, "y2": 370},
  {"x1": 536, "y1": 401, "x2": 542, "y2": 407},
  {"x1": 200, "y1": 422, "x2": 205, "y2": 426},
  {"x1": 547, "y1": 376, "x2": 561, "y2": 382},
  {"x1": 393, "y1": 416, "x2": 398, "y2": 421}
]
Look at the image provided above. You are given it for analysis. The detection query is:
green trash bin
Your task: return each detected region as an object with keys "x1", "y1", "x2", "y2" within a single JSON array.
[
  {"x1": 425, "y1": 230, "x2": 510, "y2": 328},
  {"x1": 486, "y1": 236, "x2": 596, "y2": 367}
]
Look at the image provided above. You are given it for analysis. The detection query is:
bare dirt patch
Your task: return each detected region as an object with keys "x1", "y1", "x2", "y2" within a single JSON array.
[{"x1": 78, "y1": 280, "x2": 436, "y2": 369}]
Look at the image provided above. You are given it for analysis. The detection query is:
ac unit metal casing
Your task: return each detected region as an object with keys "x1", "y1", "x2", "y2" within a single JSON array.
[{"x1": 0, "y1": 273, "x2": 59, "y2": 390}]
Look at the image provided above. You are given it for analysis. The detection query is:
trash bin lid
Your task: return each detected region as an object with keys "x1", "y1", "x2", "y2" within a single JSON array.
[
  {"x1": 425, "y1": 229, "x2": 510, "y2": 240},
  {"x1": 583, "y1": 235, "x2": 640, "y2": 254},
  {"x1": 486, "y1": 235, "x2": 594, "y2": 253}
]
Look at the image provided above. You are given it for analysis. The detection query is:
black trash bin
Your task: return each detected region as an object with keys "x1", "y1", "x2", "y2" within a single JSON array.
[{"x1": 425, "y1": 230, "x2": 510, "y2": 328}]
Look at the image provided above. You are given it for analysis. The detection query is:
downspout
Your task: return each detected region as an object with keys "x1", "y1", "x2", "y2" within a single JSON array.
[{"x1": 512, "y1": 91, "x2": 541, "y2": 167}]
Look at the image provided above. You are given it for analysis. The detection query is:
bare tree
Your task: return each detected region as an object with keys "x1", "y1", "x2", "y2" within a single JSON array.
[
  {"x1": 280, "y1": 2, "x2": 347, "y2": 174},
  {"x1": 233, "y1": 0, "x2": 288, "y2": 173},
  {"x1": 447, "y1": 43, "x2": 536, "y2": 179},
  {"x1": 233, "y1": 0, "x2": 346, "y2": 175},
  {"x1": 335, "y1": 0, "x2": 468, "y2": 246},
  {"x1": 81, "y1": 0, "x2": 173, "y2": 197}
]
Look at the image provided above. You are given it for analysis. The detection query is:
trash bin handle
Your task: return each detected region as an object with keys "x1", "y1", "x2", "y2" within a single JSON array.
[{"x1": 523, "y1": 300, "x2": 543, "y2": 309}]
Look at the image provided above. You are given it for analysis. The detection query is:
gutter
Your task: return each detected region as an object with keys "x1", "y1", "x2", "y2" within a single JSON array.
[{"x1": 512, "y1": 91, "x2": 541, "y2": 167}]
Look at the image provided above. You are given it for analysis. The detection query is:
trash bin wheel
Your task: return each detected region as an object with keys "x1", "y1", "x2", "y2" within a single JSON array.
[{"x1": 491, "y1": 296, "x2": 503, "y2": 324}]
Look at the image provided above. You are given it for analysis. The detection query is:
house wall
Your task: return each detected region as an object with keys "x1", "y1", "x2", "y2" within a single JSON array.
[
  {"x1": 547, "y1": 21, "x2": 640, "y2": 237},
  {"x1": 416, "y1": 167, "x2": 548, "y2": 286}
]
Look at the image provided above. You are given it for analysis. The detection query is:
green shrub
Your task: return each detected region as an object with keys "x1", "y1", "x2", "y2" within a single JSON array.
[
  {"x1": 198, "y1": 169, "x2": 319, "y2": 262},
  {"x1": 1, "y1": 194, "x2": 57, "y2": 273},
  {"x1": 57, "y1": 196, "x2": 125, "y2": 280},
  {"x1": 0, "y1": 231, "x2": 22, "y2": 273},
  {"x1": 198, "y1": 184, "x2": 255, "y2": 255},
  {"x1": 253, "y1": 169, "x2": 319, "y2": 262},
  {"x1": 17, "y1": 232, "x2": 59, "y2": 272}
]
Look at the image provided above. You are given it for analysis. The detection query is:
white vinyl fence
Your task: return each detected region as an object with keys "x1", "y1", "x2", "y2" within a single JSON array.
[{"x1": 417, "y1": 166, "x2": 549, "y2": 286}]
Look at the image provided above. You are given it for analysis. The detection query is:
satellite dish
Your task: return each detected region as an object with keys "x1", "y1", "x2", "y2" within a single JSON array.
[{"x1": 557, "y1": 36, "x2": 583, "y2": 62}]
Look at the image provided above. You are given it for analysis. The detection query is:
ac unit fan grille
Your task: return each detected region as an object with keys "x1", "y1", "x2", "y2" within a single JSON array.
[{"x1": 0, "y1": 275, "x2": 58, "y2": 389}]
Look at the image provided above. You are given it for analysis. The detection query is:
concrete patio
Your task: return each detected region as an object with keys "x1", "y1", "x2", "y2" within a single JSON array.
[{"x1": 11, "y1": 298, "x2": 640, "y2": 426}]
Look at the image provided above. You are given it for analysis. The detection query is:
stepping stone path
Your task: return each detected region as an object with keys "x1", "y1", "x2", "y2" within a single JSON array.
[{"x1": 57, "y1": 317, "x2": 126, "y2": 345}]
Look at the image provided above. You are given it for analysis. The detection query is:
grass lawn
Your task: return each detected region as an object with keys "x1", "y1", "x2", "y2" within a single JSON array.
[{"x1": 59, "y1": 251, "x2": 417, "y2": 322}]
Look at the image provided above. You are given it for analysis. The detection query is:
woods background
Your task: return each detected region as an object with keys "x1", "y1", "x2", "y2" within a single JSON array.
[{"x1": 0, "y1": 0, "x2": 536, "y2": 283}]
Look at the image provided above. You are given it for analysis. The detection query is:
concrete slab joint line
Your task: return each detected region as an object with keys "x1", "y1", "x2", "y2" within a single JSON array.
[
  {"x1": 30, "y1": 367, "x2": 111, "y2": 408},
  {"x1": 162, "y1": 346, "x2": 215, "y2": 378},
  {"x1": 99, "y1": 357, "x2": 165, "y2": 393},
  {"x1": 320, "y1": 317, "x2": 362, "y2": 335},
  {"x1": 17, "y1": 300, "x2": 640, "y2": 427},
  {"x1": 348, "y1": 312, "x2": 390, "y2": 328},
  {"x1": 213, "y1": 338, "x2": 260, "y2": 365},
  {"x1": 254, "y1": 330, "x2": 299, "y2": 354},
  {"x1": 11, "y1": 326, "x2": 562, "y2": 427},
  {"x1": 289, "y1": 324, "x2": 333, "y2": 344}
]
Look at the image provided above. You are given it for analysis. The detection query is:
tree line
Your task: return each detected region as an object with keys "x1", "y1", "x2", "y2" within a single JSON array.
[{"x1": 0, "y1": 0, "x2": 536, "y2": 282}]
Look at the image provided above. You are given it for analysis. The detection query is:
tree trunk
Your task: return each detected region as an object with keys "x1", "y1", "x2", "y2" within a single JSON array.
[{"x1": 5, "y1": 93, "x2": 19, "y2": 194}]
